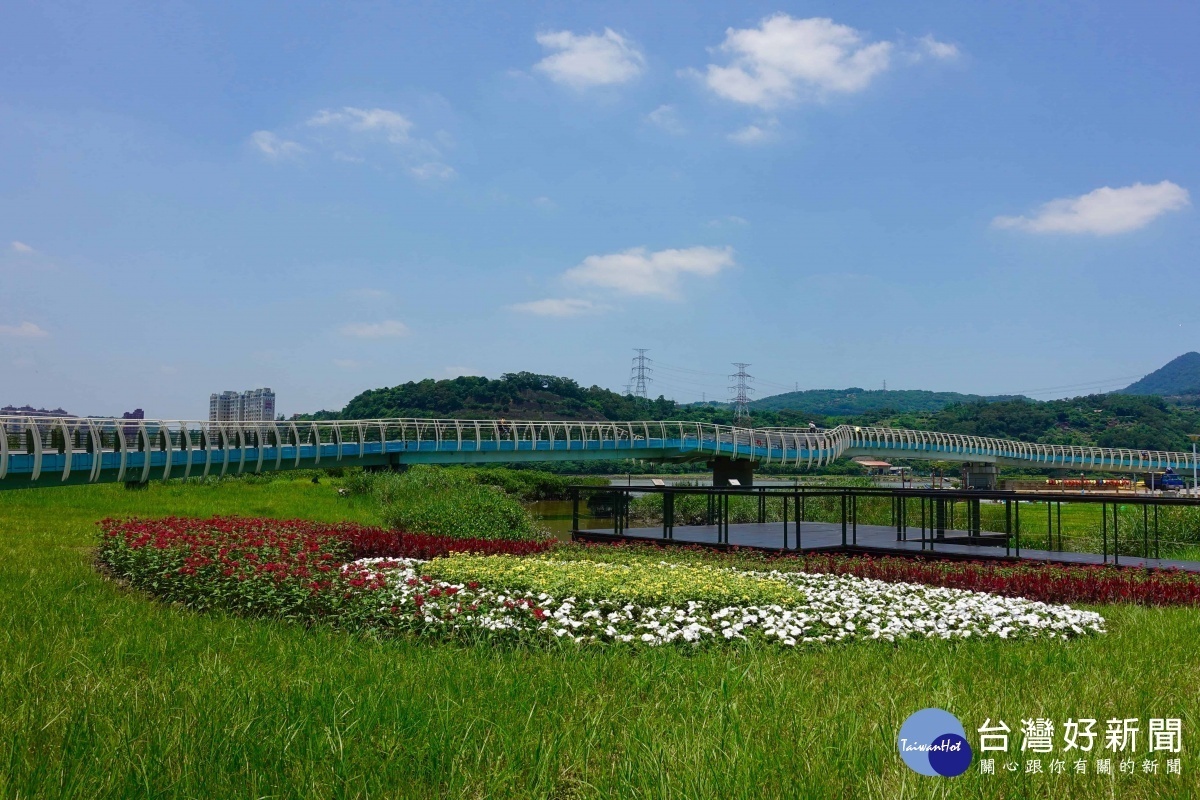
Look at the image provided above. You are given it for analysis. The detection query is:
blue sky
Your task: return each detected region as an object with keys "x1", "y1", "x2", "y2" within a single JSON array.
[{"x1": 2, "y1": 1, "x2": 1197, "y2": 418}]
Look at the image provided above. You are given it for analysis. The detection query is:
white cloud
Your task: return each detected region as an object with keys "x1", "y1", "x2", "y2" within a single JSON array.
[
  {"x1": 250, "y1": 130, "x2": 305, "y2": 159},
  {"x1": 699, "y1": 15, "x2": 895, "y2": 108},
  {"x1": 534, "y1": 28, "x2": 645, "y2": 89},
  {"x1": 916, "y1": 34, "x2": 960, "y2": 61},
  {"x1": 564, "y1": 246, "x2": 736, "y2": 299},
  {"x1": 708, "y1": 215, "x2": 749, "y2": 227},
  {"x1": 533, "y1": 196, "x2": 557, "y2": 209},
  {"x1": 993, "y1": 181, "x2": 1190, "y2": 235},
  {"x1": 508, "y1": 298, "x2": 605, "y2": 317},
  {"x1": 338, "y1": 320, "x2": 410, "y2": 338},
  {"x1": 254, "y1": 105, "x2": 450, "y2": 176},
  {"x1": 409, "y1": 162, "x2": 457, "y2": 180},
  {"x1": 727, "y1": 123, "x2": 776, "y2": 145},
  {"x1": 646, "y1": 104, "x2": 685, "y2": 134},
  {"x1": 11, "y1": 241, "x2": 34, "y2": 254},
  {"x1": 308, "y1": 107, "x2": 414, "y2": 143},
  {"x1": 0, "y1": 321, "x2": 48, "y2": 338}
]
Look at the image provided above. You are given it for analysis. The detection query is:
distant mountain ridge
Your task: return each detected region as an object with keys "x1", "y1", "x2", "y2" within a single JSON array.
[
  {"x1": 749, "y1": 388, "x2": 1024, "y2": 416},
  {"x1": 1120, "y1": 352, "x2": 1200, "y2": 397}
]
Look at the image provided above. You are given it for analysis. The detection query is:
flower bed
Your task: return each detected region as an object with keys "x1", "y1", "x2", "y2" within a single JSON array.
[
  {"x1": 355, "y1": 555, "x2": 1104, "y2": 646},
  {"x1": 97, "y1": 517, "x2": 1106, "y2": 648},
  {"x1": 562, "y1": 541, "x2": 1200, "y2": 607}
]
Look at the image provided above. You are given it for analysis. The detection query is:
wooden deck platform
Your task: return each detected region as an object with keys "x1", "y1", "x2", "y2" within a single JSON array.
[{"x1": 575, "y1": 521, "x2": 1200, "y2": 572}]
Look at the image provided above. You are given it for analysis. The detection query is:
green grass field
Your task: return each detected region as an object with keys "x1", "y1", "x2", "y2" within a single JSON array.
[{"x1": 2, "y1": 479, "x2": 1199, "y2": 798}]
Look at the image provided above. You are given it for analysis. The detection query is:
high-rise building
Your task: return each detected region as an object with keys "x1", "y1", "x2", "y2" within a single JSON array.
[
  {"x1": 209, "y1": 388, "x2": 275, "y2": 421},
  {"x1": 240, "y1": 388, "x2": 276, "y2": 421}
]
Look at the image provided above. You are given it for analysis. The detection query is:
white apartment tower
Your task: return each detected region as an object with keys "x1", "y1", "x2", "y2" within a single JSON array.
[{"x1": 208, "y1": 388, "x2": 276, "y2": 421}]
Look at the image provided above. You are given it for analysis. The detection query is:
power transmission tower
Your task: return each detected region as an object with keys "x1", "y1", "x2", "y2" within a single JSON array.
[
  {"x1": 729, "y1": 362, "x2": 754, "y2": 424},
  {"x1": 629, "y1": 349, "x2": 652, "y2": 400}
]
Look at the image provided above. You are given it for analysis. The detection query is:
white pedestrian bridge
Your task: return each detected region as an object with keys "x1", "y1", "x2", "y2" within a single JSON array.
[{"x1": 1, "y1": 415, "x2": 1195, "y2": 488}]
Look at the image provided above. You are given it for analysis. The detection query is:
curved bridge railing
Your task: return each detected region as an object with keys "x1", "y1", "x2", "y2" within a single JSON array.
[{"x1": 1, "y1": 416, "x2": 1196, "y2": 488}]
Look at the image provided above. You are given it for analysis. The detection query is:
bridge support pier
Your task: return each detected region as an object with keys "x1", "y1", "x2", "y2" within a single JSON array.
[
  {"x1": 963, "y1": 463, "x2": 998, "y2": 491},
  {"x1": 709, "y1": 457, "x2": 754, "y2": 487},
  {"x1": 365, "y1": 462, "x2": 408, "y2": 474}
]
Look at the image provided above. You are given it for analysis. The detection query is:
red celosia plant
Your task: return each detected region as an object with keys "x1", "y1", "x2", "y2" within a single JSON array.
[
  {"x1": 96, "y1": 516, "x2": 553, "y2": 623},
  {"x1": 793, "y1": 553, "x2": 1200, "y2": 607},
  {"x1": 343, "y1": 528, "x2": 553, "y2": 560}
]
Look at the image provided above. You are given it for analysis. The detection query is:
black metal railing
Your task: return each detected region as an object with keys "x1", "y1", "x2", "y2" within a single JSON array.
[{"x1": 567, "y1": 483, "x2": 1200, "y2": 566}]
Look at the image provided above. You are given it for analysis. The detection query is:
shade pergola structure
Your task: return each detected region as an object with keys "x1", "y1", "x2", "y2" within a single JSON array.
[{"x1": 852, "y1": 458, "x2": 892, "y2": 474}]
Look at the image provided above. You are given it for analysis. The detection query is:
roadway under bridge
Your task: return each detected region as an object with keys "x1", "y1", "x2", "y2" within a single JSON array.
[{"x1": 1, "y1": 416, "x2": 1197, "y2": 490}]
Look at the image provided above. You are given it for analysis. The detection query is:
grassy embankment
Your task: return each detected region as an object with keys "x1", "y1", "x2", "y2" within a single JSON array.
[{"x1": 1, "y1": 478, "x2": 1199, "y2": 798}]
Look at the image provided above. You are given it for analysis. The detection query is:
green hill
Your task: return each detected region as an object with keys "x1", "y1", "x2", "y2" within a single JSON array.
[
  {"x1": 1120, "y1": 352, "x2": 1200, "y2": 396},
  {"x1": 330, "y1": 372, "x2": 675, "y2": 422},
  {"x1": 750, "y1": 388, "x2": 1022, "y2": 416},
  {"x1": 910, "y1": 394, "x2": 1200, "y2": 452}
]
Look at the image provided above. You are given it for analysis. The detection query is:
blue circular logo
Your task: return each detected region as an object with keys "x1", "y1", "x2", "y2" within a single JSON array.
[{"x1": 898, "y1": 708, "x2": 973, "y2": 777}]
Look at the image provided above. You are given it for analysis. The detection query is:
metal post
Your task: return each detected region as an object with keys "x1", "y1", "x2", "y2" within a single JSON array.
[
  {"x1": 1005, "y1": 500, "x2": 1011, "y2": 557},
  {"x1": 1143, "y1": 503, "x2": 1149, "y2": 559},
  {"x1": 723, "y1": 492, "x2": 730, "y2": 545},
  {"x1": 1102, "y1": 501, "x2": 1107, "y2": 564},
  {"x1": 572, "y1": 487, "x2": 579, "y2": 534},
  {"x1": 783, "y1": 494, "x2": 789, "y2": 549},
  {"x1": 718, "y1": 492, "x2": 725, "y2": 545},
  {"x1": 920, "y1": 496, "x2": 926, "y2": 550},
  {"x1": 1112, "y1": 502, "x2": 1118, "y2": 566},
  {"x1": 794, "y1": 489, "x2": 802, "y2": 551},
  {"x1": 841, "y1": 491, "x2": 848, "y2": 547},
  {"x1": 1056, "y1": 502, "x2": 1062, "y2": 551},
  {"x1": 895, "y1": 494, "x2": 901, "y2": 540},
  {"x1": 1154, "y1": 504, "x2": 1159, "y2": 559},
  {"x1": 1014, "y1": 499, "x2": 1020, "y2": 558},
  {"x1": 1193, "y1": 436, "x2": 1198, "y2": 497},
  {"x1": 1047, "y1": 501, "x2": 1052, "y2": 552},
  {"x1": 852, "y1": 493, "x2": 858, "y2": 545}
]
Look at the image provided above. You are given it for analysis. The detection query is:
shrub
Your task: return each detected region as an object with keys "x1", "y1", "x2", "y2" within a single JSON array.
[{"x1": 374, "y1": 466, "x2": 548, "y2": 542}]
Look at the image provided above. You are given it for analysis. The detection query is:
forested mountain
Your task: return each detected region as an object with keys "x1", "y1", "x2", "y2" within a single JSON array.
[
  {"x1": 750, "y1": 387, "x2": 1022, "y2": 415},
  {"x1": 869, "y1": 394, "x2": 1200, "y2": 453},
  {"x1": 1120, "y1": 352, "x2": 1200, "y2": 396}
]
